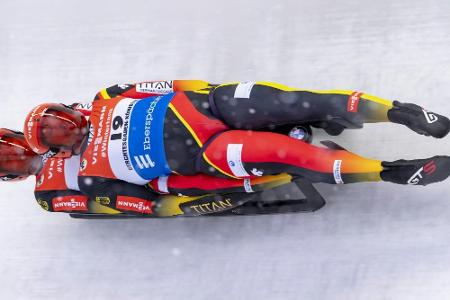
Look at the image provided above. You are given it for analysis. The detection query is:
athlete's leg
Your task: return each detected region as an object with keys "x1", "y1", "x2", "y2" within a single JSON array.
[
  {"x1": 197, "y1": 130, "x2": 450, "y2": 185},
  {"x1": 149, "y1": 173, "x2": 294, "y2": 196},
  {"x1": 163, "y1": 92, "x2": 229, "y2": 175},
  {"x1": 152, "y1": 174, "x2": 295, "y2": 217},
  {"x1": 210, "y1": 82, "x2": 450, "y2": 138}
]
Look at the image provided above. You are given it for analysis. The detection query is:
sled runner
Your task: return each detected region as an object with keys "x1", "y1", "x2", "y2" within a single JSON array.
[{"x1": 69, "y1": 177, "x2": 326, "y2": 219}]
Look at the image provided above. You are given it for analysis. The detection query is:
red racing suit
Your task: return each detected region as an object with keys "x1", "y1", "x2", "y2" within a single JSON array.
[
  {"x1": 76, "y1": 79, "x2": 393, "y2": 215},
  {"x1": 33, "y1": 79, "x2": 450, "y2": 215},
  {"x1": 34, "y1": 80, "x2": 294, "y2": 216},
  {"x1": 34, "y1": 153, "x2": 293, "y2": 216}
]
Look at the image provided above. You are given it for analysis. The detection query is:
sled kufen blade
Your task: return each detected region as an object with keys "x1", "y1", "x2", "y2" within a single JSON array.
[{"x1": 69, "y1": 177, "x2": 326, "y2": 219}]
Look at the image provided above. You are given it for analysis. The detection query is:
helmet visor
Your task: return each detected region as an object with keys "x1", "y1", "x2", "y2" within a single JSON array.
[
  {"x1": 0, "y1": 130, "x2": 42, "y2": 178},
  {"x1": 37, "y1": 105, "x2": 88, "y2": 156}
]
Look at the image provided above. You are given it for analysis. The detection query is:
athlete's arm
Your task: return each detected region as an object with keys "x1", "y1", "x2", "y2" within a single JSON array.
[
  {"x1": 148, "y1": 173, "x2": 294, "y2": 196},
  {"x1": 94, "y1": 80, "x2": 215, "y2": 100},
  {"x1": 78, "y1": 176, "x2": 158, "y2": 215}
]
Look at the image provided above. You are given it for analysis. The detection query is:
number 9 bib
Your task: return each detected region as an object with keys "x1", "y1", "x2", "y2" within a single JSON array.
[{"x1": 80, "y1": 94, "x2": 174, "y2": 184}]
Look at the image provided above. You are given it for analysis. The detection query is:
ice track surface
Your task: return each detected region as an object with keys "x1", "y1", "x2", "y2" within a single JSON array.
[{"x1": 1, "y1": 0, "x2": 450, "y2": 299}]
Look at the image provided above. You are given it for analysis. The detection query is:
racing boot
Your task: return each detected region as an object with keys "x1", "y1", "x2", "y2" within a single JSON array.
[
  {"x1": 381, "y1": 155, "x2": 450, "y2": 185},
  {"x1": 387, "y1": 101, "x2": 450, "y2": 138}
]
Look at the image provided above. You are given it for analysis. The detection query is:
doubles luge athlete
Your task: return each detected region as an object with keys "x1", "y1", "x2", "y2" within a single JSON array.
[
  {"x1": 0, "y1": 127, "x2": 309, "y2": 217},
  {"x1": 22, "y1": 80, "x2": 450, "y2": 216},
  {"x1": 2, "y1": 81, "x2": 313, "y2": 217}
]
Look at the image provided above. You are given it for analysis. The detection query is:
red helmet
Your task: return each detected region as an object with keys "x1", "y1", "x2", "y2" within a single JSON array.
[
  {"x1": 24, "y1": 103, "x2": 89, "y2": 158},
  {"x1": 0, "y1": 128, "x2": 42, "y2": 181}
]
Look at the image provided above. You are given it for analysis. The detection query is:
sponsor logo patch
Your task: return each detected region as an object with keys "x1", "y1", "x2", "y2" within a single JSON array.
[
  {"x1": 46, "y1": 158, "x2": 64, "y2": 180},
  {"x1": 407, "y1": 160, "x2": 436, "y2": 185},
  {"x1": 116, "y1": 196, "x2": 153, "y2": 214},
  {"x1": 424, "y1": 160, "x2": 437, "y2": 175},
  {"x1": 250, "y1": 168, "x2": 264, "y2": 176},
  {"x1": 136, "y1": 81, "x2": 174, "y2": 94},
  {"x1": 333, "y1": 160, "x2": 344, "y2": 184},
  {"x1": 37, "y1": 199, "x2": 49, "y2": 211},
  {"x1": 74, "y1": 103, "x2": 93, "y2": 115},
  {"x1": 26, "y1": 104, "x2": 44, "y2": 142},
  {"x1": 134, "y1": 154, "x2": 155, "y2": 169},
  {"x1": 190, "y1": 198, "x2": 233, "y2": 214},
  {"x1": 243, "y1": 179, "x2": 254, "y2": 193},
  {"x1": 52, "y1": 195, "x2": 88, "y2": 212},
  {"x1": 41, "y1": 150, "x2": 57, "y2": 164},
  {"x1": 347, "y1": 92, "x2": 363, "y2": 113},
  {"x1": 422, "y1": 109, "x2": 438, "y2": 124},
  {"x1": 288, "y1": 126, "x2": 306, "y2": 140},
  {"x1": 407, "y1": 167, "x2": 424, "y2": 185},
  {"x1": 95, "y1": 197, "x2": 111, "y2": 205}
]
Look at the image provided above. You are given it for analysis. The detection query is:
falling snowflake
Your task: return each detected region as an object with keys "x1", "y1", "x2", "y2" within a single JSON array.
[{"x1": 171, "y1": 248, "x2": 181, "y2": 256}]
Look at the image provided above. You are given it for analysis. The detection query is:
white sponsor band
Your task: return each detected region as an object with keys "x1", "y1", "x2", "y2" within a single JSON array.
[
  {"x1": 157, "y1": 176, "x2": 169, "y2": 193},
  {"x1": 108, "y1": 98, "x2": 148, "y2": 185},
  {"x1": 243, "y1": 179, "x2": 254, "y2": 193},
  {"x1": 234, "y1": 81, "x2": 256, "y2": 99},
  {"x1": 227, "y1": 144, "x2": 250, "y2": 177},
  {"x1": 64, "y1": 155, "x2": 81, "y2": 191},
  {"x1": 333, "y1": 160, "x2": 344, "y2": 184}
]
